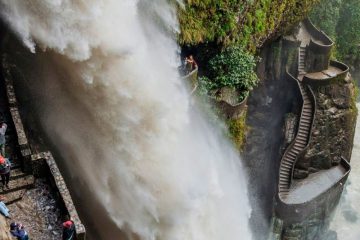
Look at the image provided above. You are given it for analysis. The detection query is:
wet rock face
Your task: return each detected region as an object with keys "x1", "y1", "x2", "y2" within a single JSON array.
[{"x1": 295, "y1": 80, "x2": 357, "y2": 176}]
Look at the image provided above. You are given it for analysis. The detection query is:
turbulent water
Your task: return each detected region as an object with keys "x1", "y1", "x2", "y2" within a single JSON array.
[
  {"x1": 330, "y1": 103, "x2": 360, "y2": 240},
  {"x1": 0, "y1": 1, "x2": 252, "y2": 239}
]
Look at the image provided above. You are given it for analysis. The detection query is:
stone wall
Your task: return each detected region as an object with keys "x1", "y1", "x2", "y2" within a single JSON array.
[
  {"x1": 295, "y1": 75, "x2": 356, "y2": 176},
  {"x1": 32, "y1": 152, "x2": 86, "y2": 240},
  {"x1": 2, "y1": 58, "x2": 87, "y2": 239}
]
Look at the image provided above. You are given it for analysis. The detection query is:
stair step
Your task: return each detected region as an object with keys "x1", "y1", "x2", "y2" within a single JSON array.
[
  {"x1": 294, "y1": 143, "x2": 305, "y2": 149},
  {"x1": 295, "y1": 140, "x2": 306, "y2": 145},
  {"x1": 293, "y1": 146, "x2": 303, "y2": 151},
  {"x1": 10, "y1": 163, "x2": 21, "y2": 170},
  {"x1": 298, "y1": 129, "x2": 308, "y2": 134},
  {"x1": 290, "y1": 149, "x2": 300, "y2": 155},
  {"x1": 280, "y1": 177, "x2": 288, "y2": 181},
  {"x1": 284, "y1": 158, "x2": 295, "y2": 164},
  {"x1": 1, "y1": 175, "x2": 34, "y2": 205},
  {"x1": 279, "y1": 183, "x2": 289, "y2": 187},
  {"x1": 283, "y1": 161, "x2": 293, "y2": 167},
  {"x1": 298, "y1": 131, "x2": 307, "y2": 136},
  {"x1": 280, "y1": 173, "x2": 289, "y2": 177}
]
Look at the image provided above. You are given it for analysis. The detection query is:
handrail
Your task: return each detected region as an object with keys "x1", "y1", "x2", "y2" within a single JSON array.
[
  {"x1": 289, "y1": 84, "x2": 317, "y2": 184},
  {"x1": 303, "y1": 19, "x2": 334, "y2": 47},
  {"x1": 303, "y1": 60, "x2": 350, "y2": 85},
  {"x1": 278, "y1": 71, "x2": 315, "y2": 200},
  {"x1": 276, "y1": 157, "x2": 351, "y2": 222},
  {"x1": 181, "y1": 66, "x2": 198, "y2": 95},
  {"x1": 2, "y1": 56, "x2": 86, "y2": 239}
]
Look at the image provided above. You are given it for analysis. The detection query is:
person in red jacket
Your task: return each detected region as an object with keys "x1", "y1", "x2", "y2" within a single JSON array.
[
  {"x1": 0, "y1": 155, "x2": 11, "y2": 190},
  {"x1": 62, "y1": 220, "x2": 75, "y2": 240}
]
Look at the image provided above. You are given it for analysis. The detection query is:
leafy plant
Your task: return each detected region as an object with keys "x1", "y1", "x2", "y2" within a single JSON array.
[
  {"x1": 178, "y1": 0, "x2": 320, "y2": 52},
  {"x1": 200, "y1": 46, "x2": 259, "y2": 101}
]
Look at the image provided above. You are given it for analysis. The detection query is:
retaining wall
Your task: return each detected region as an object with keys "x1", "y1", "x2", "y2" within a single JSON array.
[{"x1": 2, "y1": 57, "x2": 86, "y2": 239}]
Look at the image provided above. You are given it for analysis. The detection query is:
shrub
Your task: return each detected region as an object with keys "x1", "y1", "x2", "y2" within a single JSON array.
[{"x1": 200, "y1": 46, "x2": 259, "y2": 101}]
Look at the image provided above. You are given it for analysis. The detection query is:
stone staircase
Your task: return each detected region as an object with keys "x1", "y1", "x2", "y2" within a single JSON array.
[
  {"x1": 0, "y1": 83, "x2": 35, "y2": 205},
  {"x1": 298, "y1": 46, "x2": 306, "y2": 75},
  {"x1": 278, "y1": 82, "x2": 313, "y2": 200},
  {"x1": 1, "y1": 164, "x2": 34, "y2": 205}
]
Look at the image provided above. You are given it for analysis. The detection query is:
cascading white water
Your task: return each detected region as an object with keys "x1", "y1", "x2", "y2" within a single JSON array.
[
  {"x1": 0, "y1": 1, "x2": 252, "y2": 239},
  {"x1": 330, "y1": 103, "x2": 360, "y2": 240}
]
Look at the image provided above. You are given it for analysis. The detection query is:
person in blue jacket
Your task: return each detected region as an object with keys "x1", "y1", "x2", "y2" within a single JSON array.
[{"x1": 10, "y1": 222, "x2": 29, "y2": 240}]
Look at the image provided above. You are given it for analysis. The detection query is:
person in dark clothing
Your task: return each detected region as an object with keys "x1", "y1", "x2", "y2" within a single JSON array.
[
  {"x1": 10, "y1": 222, "x2": 29, "y2": 240},
  {"x1": 0, "y1": 155, "x2": 11, "y2": 189},
  {"x1": 62, "y1": 220, "x2": 75, "y2": 240}
]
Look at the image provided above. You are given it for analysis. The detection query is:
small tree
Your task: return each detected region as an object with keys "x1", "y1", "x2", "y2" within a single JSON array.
[
  {"x1": 336, "y1": 0, "x2": 360, "y2": 61},
  {"x1": 200, "y1": 46, "x2": 259, "y2": 101}
]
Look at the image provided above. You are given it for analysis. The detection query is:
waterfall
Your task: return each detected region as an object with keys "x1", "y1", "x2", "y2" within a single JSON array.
[
  {"x1": 0, "y1": 1, "x2": 252, "y2": 239},
  {"x1": 330, "y1": 103, "x2": 360, "y2": 240}
]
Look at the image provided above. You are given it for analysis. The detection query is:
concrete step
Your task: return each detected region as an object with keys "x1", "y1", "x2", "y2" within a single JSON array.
[
  {"x1": 290, "y1": 149, "x2": 300, "y2": 155},
  {"x1": 1, "y1": 169, "x2": 35, "y2": 205},
  {"x1": 298, "y1": 128, "x2": 308, "y2": 134},
  {"x1": 295, "y1": 142, "x2": 306, "y2": 148},
  {"x1": 293, "y1": 145, "x2": 304, "y2": 151},
  {"x1": 297, "y1": 136, "x2": 307, "y2": 142},
  {"x1": 283, "y1": 161, "x2": 293, "y2": 167},
  {"x1": 295, "y1": 139, "x2": 306, "y2": 145},
  {"x1": 284, "y1": 156, "x2": 295, "y2": 162},
  {"x1": 280, "y1": 173, "x2": 289, "y2": 178}
]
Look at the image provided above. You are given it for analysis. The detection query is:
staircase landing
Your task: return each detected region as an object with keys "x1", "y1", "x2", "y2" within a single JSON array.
[{"x1": 284, "y1": 164, "x2": 346, "y2": 204}]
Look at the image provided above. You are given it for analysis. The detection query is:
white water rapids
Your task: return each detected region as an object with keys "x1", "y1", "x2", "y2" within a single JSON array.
[
  {"x1": 330, "y1": 103, "x2": 360, "y2": 240},
  {"x1": 0, "y1": 1, "x2": 252, "y2": 239}
]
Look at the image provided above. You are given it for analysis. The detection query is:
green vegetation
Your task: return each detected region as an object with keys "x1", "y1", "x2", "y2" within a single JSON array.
[
  {"x1": 227, "y1": 113, "x2": 248, "y2": 150},
  {"x1": 309, "y1": 0, "x2": 342, "y2": 40},
  {"x1": 199, "y1": 46, "x2": 258, "y2": 101},
  {"x1": 179, "y1": 0, "x2": 321, "y2": 150},
  {"x1": 336, "y1": 0, "x2": 360, "y2": 61},
  {"x1": 311, "y1": 0, "x2": 360, "y2": 63},
  {"x1": 178, "y1": 0, "x2": 320, "y2": 52}
]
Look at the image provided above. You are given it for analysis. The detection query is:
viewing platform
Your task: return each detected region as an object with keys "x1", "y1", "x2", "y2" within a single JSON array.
[
  {"x1": 276, "y1": 18, "x2": 351, "y2": 225},
  {"x1": 286, "y1": 159, "x2": 349, "y2": 204}
]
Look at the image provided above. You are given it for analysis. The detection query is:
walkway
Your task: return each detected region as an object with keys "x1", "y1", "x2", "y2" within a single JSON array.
[
  {"x1": 0, "y1": 64, "x2": 34, "y2": 204},
  {"x1": 305, "y1": 66, "x2": 344, "y2": 80},
  {"x1": 278, "y1": 80, "x2": 314, "y2": 200},
  {"x1": 297, "y1": 22, "x2": 327, "y2": 47},
  {"x1": 286, "y1": 164, "x2": 347, "y2": 204}
]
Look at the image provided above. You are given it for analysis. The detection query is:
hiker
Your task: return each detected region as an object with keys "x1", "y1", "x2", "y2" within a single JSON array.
[
  {"x1": 0, "y1": 122, "x2": 7, "y2": 156},
  {"x1": 184, "y1": 55, "x2": 197, "y2": 74},
  {"x1": 0, "y1": 155, "x2": 11, "y2": 190},
  {"x1": 62, "y1": 220, "x2": 75, "y2": 240},
  {"x1": 0, "y1": 195, "x2": 10, "y2": 218},
  {"x1": 10, "y1": 222, "x2": 29, "y2": 240}
]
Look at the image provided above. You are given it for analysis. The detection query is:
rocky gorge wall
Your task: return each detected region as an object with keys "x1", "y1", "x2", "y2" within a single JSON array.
[
  {"x1": 243, "y1": 39, "x2": 300, "y2": 239},
  {"x1": 295, "y1": 76, "x2": 357, "y2": 178}
]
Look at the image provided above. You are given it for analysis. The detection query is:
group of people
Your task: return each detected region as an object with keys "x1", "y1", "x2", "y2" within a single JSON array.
[
  {"x1": 7, "y1": 220, "x2": 75, "y2": 240},
  {"x1": 0, "y1": 118, "x2": 76, "y2": 239}
]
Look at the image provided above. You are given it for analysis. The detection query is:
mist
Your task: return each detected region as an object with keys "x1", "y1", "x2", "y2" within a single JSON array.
[{"x1": 0, "y1": 1, "x2": 252, "y2": 239}]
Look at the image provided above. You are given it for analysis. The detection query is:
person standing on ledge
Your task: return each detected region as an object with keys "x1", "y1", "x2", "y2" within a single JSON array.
[
  {"x1": 0, "y1": 122, "x2": 7, "y2": 157},
  {"x1": 184, "y1": 55, "x2": 197, "y2": 74},
  {"x1": 0, "y1": 155, "x2": 11, "y2": 190}
]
